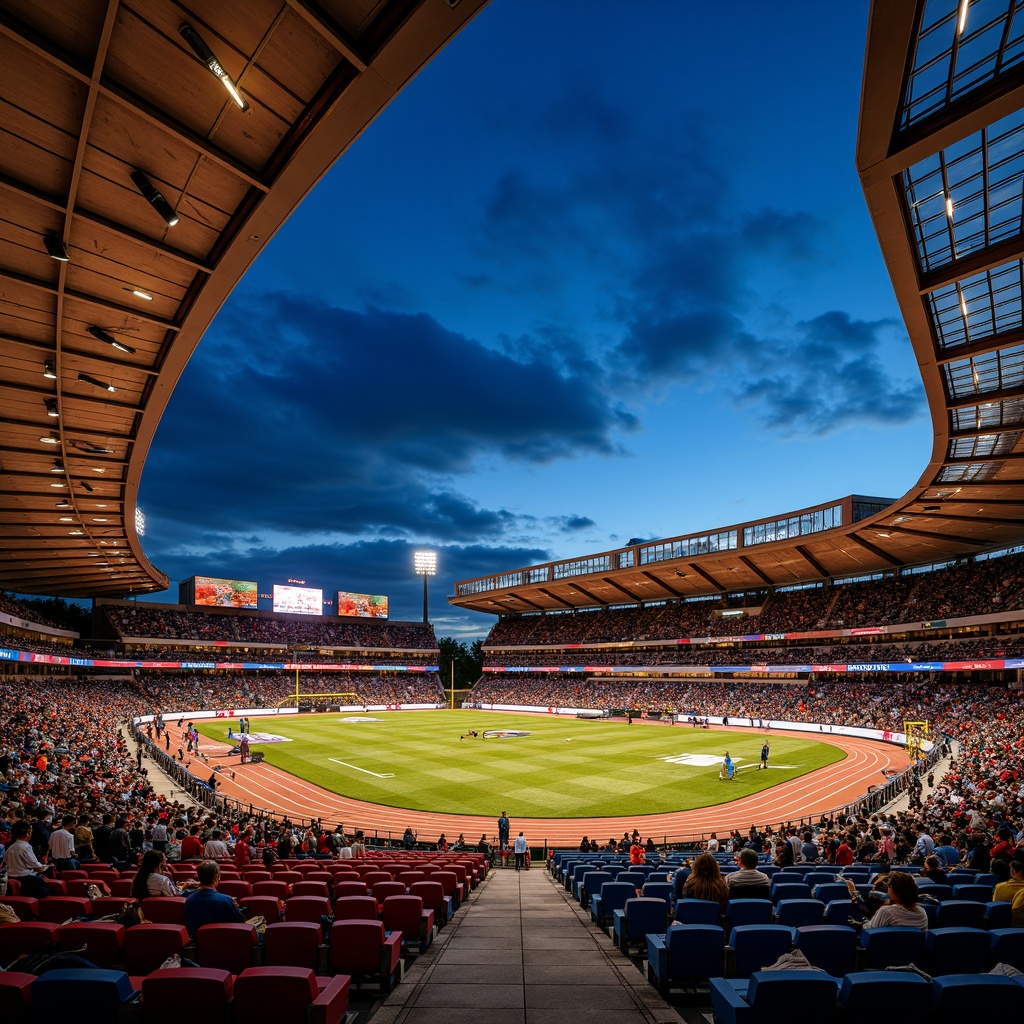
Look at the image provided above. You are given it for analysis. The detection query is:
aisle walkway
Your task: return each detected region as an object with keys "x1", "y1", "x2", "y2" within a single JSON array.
[{"x1": 371, "y1": 866, "x2": 682, "y2": 1024}]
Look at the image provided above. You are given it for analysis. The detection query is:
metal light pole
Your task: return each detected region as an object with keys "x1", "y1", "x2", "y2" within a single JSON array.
[{"x1": 414, "y1": 550, "x2": 437, "y2": 624}]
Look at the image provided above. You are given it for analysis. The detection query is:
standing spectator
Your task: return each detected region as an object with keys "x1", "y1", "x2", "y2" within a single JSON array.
[
  {"x1": 48, "y1": 814, "x2": 78, "y2": 872},
  {"x1": 514, "y1": 831, "x2": 529, "y2": 871},
  {"x1": 498, "y1": 811, "x2": 510, "y2": 851}
]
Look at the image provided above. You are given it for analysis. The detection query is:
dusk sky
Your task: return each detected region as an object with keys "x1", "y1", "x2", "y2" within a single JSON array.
[{"x1": 137, "y1": 2, "x2": 930, "y2": 640}]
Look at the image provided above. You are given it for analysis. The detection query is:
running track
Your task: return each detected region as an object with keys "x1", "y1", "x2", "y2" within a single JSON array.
[{"x1": 208, "y1": 723, "x2": 908, "y2": 846}]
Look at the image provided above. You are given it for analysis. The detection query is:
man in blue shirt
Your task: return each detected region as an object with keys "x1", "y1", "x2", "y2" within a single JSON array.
[
  {"x1": 934, "y1": 833, "x2": 960, "y2": 867},
  {"x1": 184, "y1": 860, "x2": 247, "y2": 937}
]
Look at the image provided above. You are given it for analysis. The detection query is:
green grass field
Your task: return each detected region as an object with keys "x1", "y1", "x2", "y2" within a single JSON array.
[{"x1": 197, "y1": 711, "x2": 844, "y2": 818}]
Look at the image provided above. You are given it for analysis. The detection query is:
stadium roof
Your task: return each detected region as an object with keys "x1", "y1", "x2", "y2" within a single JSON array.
[
  {"x1": 450, "y1": 0, "x2": 1024, "y2": 616},
  {"x1": 0, "y1": 0, "x2": 486, "y2": 598}
]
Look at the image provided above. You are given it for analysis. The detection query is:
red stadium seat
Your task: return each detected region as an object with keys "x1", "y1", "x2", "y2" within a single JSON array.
[
  {"x1": 329, "y1": 920, "x2": 402, "y2": 992},
  {"x1": 124, "y1": 923, "x2": 191, "y2": 976},
  {"x1": 233, "y1": 967, "x2": 349, "y2": 1024},
  {"x1": 142, "y1": 968, "x2": 233, "y2": 1024},
  {"x1": 196, "y1": 922, "x2": 259, "y2": 975}
]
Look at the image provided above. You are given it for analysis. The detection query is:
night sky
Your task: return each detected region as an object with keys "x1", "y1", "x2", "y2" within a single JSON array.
[{"x1": 136, "y1": 2, "x2": 928, "y2": 639}]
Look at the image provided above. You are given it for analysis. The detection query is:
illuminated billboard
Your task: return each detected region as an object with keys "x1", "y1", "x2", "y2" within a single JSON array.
[
  {"x1": 179, "y1": 576, "x2": 257, "y2": 609},
  {"x1": 336, "y1": 591, "x2": 389, "y2": 618},
  {"x1": 273, "y1": 584, "x2": 323, "y2": 616}
]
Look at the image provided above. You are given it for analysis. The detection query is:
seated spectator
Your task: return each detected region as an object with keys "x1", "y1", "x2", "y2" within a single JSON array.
[
  {"x1": 728, "y1": 847, "x2": 770, "y2": 887},
  {"x1": 4, "y1": 820, "x2": 54, "y2": 897},
  {"x1": 184, "y1": 860, "x2": 247, "y2": 937},
  {"x1": 681, "y1": 853, "x2": 729, "y2": 908},
  {"x1": 132, "y1": 849, "x2": 179, "y2": 899},
  {"x1": 918, "y1": 855, "x2": 947, "y2": 885},
  {"x1": 993, "y1": 859, "x2": 1024, "y2": 904},
  {"x1": 850, "y1": 871, "x2": 928, "y2": 930}
]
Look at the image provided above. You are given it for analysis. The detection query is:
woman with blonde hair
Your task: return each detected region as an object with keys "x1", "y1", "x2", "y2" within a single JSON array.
[{"x1": 681, "y1": 852, "x2": 729, "y2": 908}]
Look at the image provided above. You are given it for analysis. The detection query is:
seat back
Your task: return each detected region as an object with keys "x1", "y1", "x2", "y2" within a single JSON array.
[
  {"x1": 57, "y1": 922, "x2": 125, "y2": 968},
  {"x1": 361, "y1": 872, "x2": 393, "y2": 888},
  {"x1": 930, "y1": 974, "x2": 1024, "y2": 1014},
  {"x1": 31, "y1": 969, "x2": 136, "y2": 1017},
  {"x1": 240, "y1": 895, "x2": 283, "y2": 921},
  {"x1": 728, "y1": 924, "x2": 796, "y2": 978},
  {"x1": 372, "y1": 881, "x2": 406, "y2": 903},
  {"x1": 838, "y1": 971, "x2": 930, "y2": 1021},
  {"x1": 744, "y1": 971, "x2": 839, "y2": 1018},
  {"x1": 814, "y1": 883, "x2": 852, "y2": 904},
  {"x1": 726, "y1": 882, "x2": 772, "y2": 902},
  {"x1": 935, "y1": 900, "x2": 986, "y2": 928},
  {"x1": 332, "y1": 881, "x2": 368, "y2": 898},
  {"x1": 140, "y1": 896, "x2": 186, "y2": 925},
  {"x1": 196, "y1": 922, "x2": 259, "y2": 975},
  {"x1": 35, "y1": 896, "x2": 92, "y2": 923},
  {"x1": 674, "y1": 898, "x2": 722, "y2": 926},
  {"x1": 926, "y1": 926, "x2": 991, "y2": 975},
  {"x1": 251, "y1": 880, "x2": 289, "y2": 899},
  {"x1": 263, "y1": 922, "x2": 323, "y2": 970},
  {"x1": 141, "y1": 968, "x2": 233, "y2": 1024},
  {"x1": 622, "y1": 897, "x2": 667, "y2": 942},
  {"x1": 794, "y1": 924, "x2": 857, "y2": 976},
  {"x1": 775, "y1": 899, "x2": 825, "y2": 928},
  {"x1": 330, "y1": 919, "x2": 385, "y2": 973},
  {"x1": 409, "y1": 881, "x2": 447, "y2": 919},
  {"x1": 990, "y1": 928, "x2": 1024, "y2": 972},
  {"x1": 770, "y1": 882, "x2": 811, "y2": 902},
  {"x1": 233, "y1": 967, "x2": 319, "y2": 1024},
  {"x1": 333, "y1": 895, "x2": 379, "y2": 921},
  {"x1": 596, "y1": 882, "x2": 635, "y2": 918},
  {"x1": 0, "y1": 922, "x2": 61, "y2": 964},
  {"x1": 641, "y1": 881, "x2": 673, "y2": 908},
  {"x1": 0, "y1": 896, "x2": 39, "y2": 921},
  {"x1": 666, "y1": 923, "x2": 726, "y2": 981},
  {"x1": 952, "y1": 883, "x2": 995, "y2": 903},
  {"x1": 217, "y1": 880, "x2": 251, "y2": 900},
  {"x1": 291, "y1": 881, "x2": 329, "y2": 898},
  {"x1": 284, "y1": 895, "x2": 331, "y2": 924},
  {"x1": 725, "y1": 898, "x2": 773, "y2": 929},
  {"x1": 858, "y1": 925, "x2": 927, "y2": 970},
  {"x1": 124, "y1": 923, "x2": 190, "y2": 975},
  {"x1": 381, "y1": 895, "x2": 423, "y2": 944}
]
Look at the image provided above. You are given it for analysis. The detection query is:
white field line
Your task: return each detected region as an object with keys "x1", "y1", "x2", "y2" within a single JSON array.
[{"x1": 328, "y1": 757, "x2": 395, "y2": 778}]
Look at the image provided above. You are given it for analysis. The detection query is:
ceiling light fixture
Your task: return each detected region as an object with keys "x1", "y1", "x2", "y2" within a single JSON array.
[
  {"x1": 81, "y1": 481, "x2": 95, "y2": 493},
  {"x1": 179, "y1": 23, "x2": 249, "y2": 110},
  {"x1": 50, "y1": 482, "x2": 66, "y2": 488},
  {"x1": 59, "y1": 516, "x2": 74, "y2": 522},
  {"x1": 923, "y1": 505, "x2": 942, "y2": 512},
  {"x1": 127, "y1": 287, "x2": 154, "y2": 301},
  {"x1": 78, "y1": 373, "x2": 116, "y2": 392},
  {"x1": 55, "y1": 500, "x2": 71, "y2": 509},
  {"x1": 45, "y1": 398, "x2": 59, "y2": 417},
  {"x1": 129, "y1": 169, "x2": 179, "y2": 227},
  {"x1": 88, "y1": 325, "x2": 137, "y2": 355},
  {"x1": 43, "y1": 360, "x2": 57, "y2": 379},
  {"x1": 44, "y1": 233, "x2": 70, "y2": 261},
  {"x1": 40, "y1": 435, "x2": 59, "y2": 445},
  {"x1": 51, "y1": 459, "x2": 64, "y2": 473}
]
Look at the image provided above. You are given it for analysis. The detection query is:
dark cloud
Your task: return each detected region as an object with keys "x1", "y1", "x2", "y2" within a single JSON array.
[
  {"x1": 733, "y1": 312, "x2": 924, "y2": 434},
  {"x1": 142, "y1": 295, "x2": 636, "y2": 538}
]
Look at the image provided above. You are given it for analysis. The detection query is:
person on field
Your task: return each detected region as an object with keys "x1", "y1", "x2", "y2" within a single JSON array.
[{"x1": 759, "y1": 741, "x2": 770, "y2": 770}]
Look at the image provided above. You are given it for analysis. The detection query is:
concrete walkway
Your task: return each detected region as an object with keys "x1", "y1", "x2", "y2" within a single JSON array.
[{"x1": 371, "y1": 866, "x2": 682, "y2": 1024}]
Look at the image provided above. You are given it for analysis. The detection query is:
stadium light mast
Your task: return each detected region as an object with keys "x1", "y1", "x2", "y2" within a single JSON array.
[{"x1": 414, "y1": 550, "x2": 437, "y2": 624}]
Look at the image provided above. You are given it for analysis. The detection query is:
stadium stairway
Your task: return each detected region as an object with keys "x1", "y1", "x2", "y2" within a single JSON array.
[{"x1": 369, "y1": 866, "x2": 683, "y2": 1024}]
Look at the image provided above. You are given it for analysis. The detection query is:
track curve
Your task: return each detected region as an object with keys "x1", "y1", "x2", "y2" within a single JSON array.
[{"x1": 208, "y1": 723, "x2": 908, "y2": 846}]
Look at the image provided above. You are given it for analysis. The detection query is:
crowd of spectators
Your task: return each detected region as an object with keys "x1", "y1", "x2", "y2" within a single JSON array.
[
  {"x1": 104, "y1": 604, "x2": 438, "y2": 650},
  {"x1": 483, "y1": 549, "x2": 1024, "y2": 649}
]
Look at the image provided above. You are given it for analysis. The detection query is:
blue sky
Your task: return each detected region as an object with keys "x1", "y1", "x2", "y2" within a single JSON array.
[{"x1": 137, "y1": 1, "x2": 929, "y2": 639}]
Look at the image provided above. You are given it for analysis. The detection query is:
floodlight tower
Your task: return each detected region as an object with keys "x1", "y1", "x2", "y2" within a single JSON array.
[{"x1": 414, "y1": 550, "x2": 437, "y2": 624}]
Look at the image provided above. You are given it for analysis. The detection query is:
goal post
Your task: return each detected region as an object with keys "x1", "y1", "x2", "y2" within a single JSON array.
[{"x1": 276, "y1": 691, "x2": 362, "y2": 708}]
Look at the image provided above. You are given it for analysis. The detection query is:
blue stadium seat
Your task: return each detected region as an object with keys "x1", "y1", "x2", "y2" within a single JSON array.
[
  {"x1": 837, "y1": 971, "x2": 930, "y2": 1023},
  {"x1": 934, "y1": 900, "x2": 986, "y2": 928},
  {"x1": 725, "y1": 898, "x2": 774, "y2": 929},
  {"x1": 775, "y1": 899, "x2": 825, "y2": 928},
  {"x1": 925, "y1": 927, "x2": 991, "y2": 976},
  {"x1": 727, "y1": 924, "x2": 795, "y2": 978},
  {"x1": 710, "y1": 971, "x2": 839, "y2": 1024},
  {"x1": 590, "y1": 881, "x2": 635, "y2": 928},
  {"x1": 794, "y1": 924, "x2": 857, "y2": 977},
  {"x1": 990, "y1": 928, "x2": 1024, "y2": 972},
  {"x1": 930, "y1": 974, "x2": 1024, "y2": 1014},
  {"x1": 612, "y1": 897, "x2": 668, "y2": 955},
  {"x1": 673, "y1": 898, "x2": 722, "y2": 926},
  {"x1": 857, "y1": 926, "x2": 927, "y2": 971},
  {"x1": 646, "y1": 924, "x2": 726, "y2": 995}
]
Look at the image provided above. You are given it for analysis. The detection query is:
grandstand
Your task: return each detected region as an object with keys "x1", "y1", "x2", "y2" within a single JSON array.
[{"x1": 2, "y1": 1, "x2": 1024, "y2": 1018}]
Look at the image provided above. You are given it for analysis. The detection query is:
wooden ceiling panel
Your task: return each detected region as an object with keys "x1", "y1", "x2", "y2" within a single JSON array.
[
  {"x1": 322, "y1": 0, "x2": 382, "y2": 38},
  {"x1": 255, "y1": 8, "x2": 342, "y2": 102},
  {"x1": 0, "y1": 101, "x2": 76, "y2": 196},
  {"x1": 1, "y1": 0, "x2": 107, "y2": 63},
  {"x1": 0, "y1": 0, "x2": 494, "y2": 597}
]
